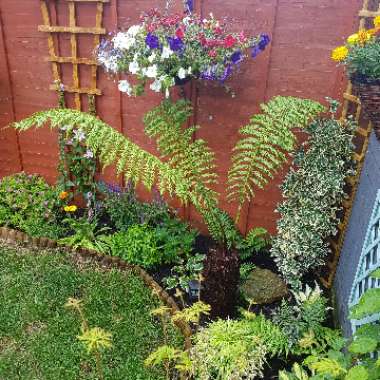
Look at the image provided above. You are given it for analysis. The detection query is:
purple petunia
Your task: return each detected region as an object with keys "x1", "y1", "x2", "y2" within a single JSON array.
[
  {"x1": 167, "y1": 37, "x2": 184, "y2": 52},
  {"x1": 231, "y1": 50, "x2": 243, "y2": 64},
  {"x1": 251, "y1": 34, "x2": 270, "y2": 57},
  {"x1": 184, "y1": 0, "x2": 194, "y2": 13},
  {"x1": 219, "y1": 65, "x2": 233, "y2": 82},
  {"x1": 146, "y1": 33, "x2": 160, "y2": 49}
]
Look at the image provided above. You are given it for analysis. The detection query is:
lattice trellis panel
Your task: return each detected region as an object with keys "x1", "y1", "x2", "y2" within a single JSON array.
[
  {"x1": 38, "y1": 0, "x2": 109, "y2": 111},
  {"x1": 321, "y1": 0, "x2": 380, "y2": 288},
  {"x1": 349, "y1": 190, "x2": 380, "y2": 334}
]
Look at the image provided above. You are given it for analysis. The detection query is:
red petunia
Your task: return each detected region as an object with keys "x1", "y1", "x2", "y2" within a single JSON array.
[
  {"x1": 208, "y1": 49, "x2": 217, "y2": 58},
  {"x1": 176, "y1": 28, "x2": 185, "y2": 39},
  {"x1": 214, "y1": 26, "x2": 223, "y2": 35},
  {"x1": 224, "y1": 34, "x2": 237, "y2": 48}
]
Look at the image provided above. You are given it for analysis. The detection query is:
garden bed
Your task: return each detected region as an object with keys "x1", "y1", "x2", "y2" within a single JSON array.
[{"x1": 0, "y1": 242, "x2": 183, "y2": 380}]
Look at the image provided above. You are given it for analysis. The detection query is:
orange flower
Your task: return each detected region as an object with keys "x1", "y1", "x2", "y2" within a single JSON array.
[
  {"x1": 59, "y1": 191, "x2": 69, "y2": 200},
  {"x1": 64, "y1": 205, "x2": 77, "y2": 213},
  {"x1": 358, "y1": 29, "x2": 372, "y2": 45}
]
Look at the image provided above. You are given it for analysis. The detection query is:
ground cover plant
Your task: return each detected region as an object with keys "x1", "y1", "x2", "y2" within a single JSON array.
[{"x1": 0, "y1": 243, "x2": 181, "y2": 380}]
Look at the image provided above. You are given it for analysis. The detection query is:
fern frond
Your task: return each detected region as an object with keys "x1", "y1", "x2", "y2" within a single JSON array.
[
  {"x1": 227, "y1": 96, "x2": 325, "y2": 222},
  {"x1": 12, "y1": 108, "x2": 190, "y2": 204}
]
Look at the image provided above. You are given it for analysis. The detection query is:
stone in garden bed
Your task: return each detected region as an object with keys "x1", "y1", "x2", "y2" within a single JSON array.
[{"x1": 241, "y1": 267, "x2": 288, "y2": 304}]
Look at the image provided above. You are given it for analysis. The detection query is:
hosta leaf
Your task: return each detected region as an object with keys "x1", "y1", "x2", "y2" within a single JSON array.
[
  {"x1": 345, "y1": 366, "x2": 369, "y2": 380},
  {"x1": 349, "y1": 337, "x2": 377, "y2": 354},
  {"x1": 350, "y1": 288, "x2": 380, "y2": 320}
]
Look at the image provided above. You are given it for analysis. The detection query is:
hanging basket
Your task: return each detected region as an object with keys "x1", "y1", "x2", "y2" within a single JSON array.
[{"x1": 351, "y1": 76, "x2": 380, "y2": 139}]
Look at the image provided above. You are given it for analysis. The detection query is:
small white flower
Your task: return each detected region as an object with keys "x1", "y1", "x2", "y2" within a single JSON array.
[
  {"x1": 187, "y1": 67, "x2": 192, "y2": 75},
  {"x1": 129, "y1": 61, "x2": 140, "y2": 74},
  {"x1": 73, "y1": 129, "x2": 86, "y2": 142},
  {"x1": 127, "y1": 25, "x2": 142, "y2": 37},
  {"x1": 118, "y1": 79, "x2": 132, "y2": 96},
  {"x1": 112, "y1": 32, "x2": 135, "y2": 50},
  {"x1": 148, "y1": 52, "x2": 156, "y2": 63},
  {"x1": 178, "y1": 67, "x2": 187, "y2": 79},
  {"x1": 145, "y1": 65, "x2": 158, "y2": 79},
  {"x1": 161, "y1": 46, "x2": 173, "y2": 59},
  {"x1": 84, "y1": 150, "x2": 94, "y2": 159},
  {"x1": 183, "y1": 16, "x2": 191, "y2": 26},
  {"x1": 150, "y1": 79, "x2": 162, "y2": 92}
]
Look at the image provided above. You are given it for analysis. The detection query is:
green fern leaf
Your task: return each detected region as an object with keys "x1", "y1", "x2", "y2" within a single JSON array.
[{"x1": 227, "y1": 96, "x2": 324, "y2": 222}]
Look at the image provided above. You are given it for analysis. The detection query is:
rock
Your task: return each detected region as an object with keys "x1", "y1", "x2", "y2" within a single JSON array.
[{"x1": 240, "y1": 267, "x2": 288, "y2": 304}]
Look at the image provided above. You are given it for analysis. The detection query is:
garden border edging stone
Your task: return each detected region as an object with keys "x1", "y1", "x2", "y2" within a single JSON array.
[{"x1": 0, "y1": 226, "x2": 192, "y2": 350}]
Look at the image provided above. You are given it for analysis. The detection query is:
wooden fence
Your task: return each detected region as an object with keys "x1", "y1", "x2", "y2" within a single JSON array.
[{"x1": 0, "y1": 0, "x2": 362, "y2": 233}]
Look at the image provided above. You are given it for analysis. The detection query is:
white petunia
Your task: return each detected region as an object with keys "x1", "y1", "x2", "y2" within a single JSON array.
[
  {"x1": 112, "y1": 32, "x2": 135, "y2": 50},
  {"x1": 118, "y1": 80, "x2": 132, "y2": 96},
  {"x1": 161, "y1": 46, "x2": 173, "y2": 59},
  {"x1": 145, "y1": 65, "x2": 158, "y2": 78},
  {"x1": 129, "y1": 61, "x2": 140, "y2": 74},
  {"x1": 183, "y1": 16, "x2": 191, "y2": 26},
  {"x1": 178, "y1": 67, "x2": 187, "y2": 79},
  {"x1": 127, "y1": 25, "x2": 142, "y2": 37},
  {"x1": 150, "y1": 79, "x2": 162, "y2": 93},
  {"x1": 148, "y1": 52, "x2": 156, "y2": 63},
  {"x1": 187, "y1": 67, "x2": 192, "y2": 75}
]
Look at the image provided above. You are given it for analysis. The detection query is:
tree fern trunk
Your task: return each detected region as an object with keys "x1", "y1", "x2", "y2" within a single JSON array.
[{"x1": 201, "y1": 245, "x2": 240, "y2": 319}]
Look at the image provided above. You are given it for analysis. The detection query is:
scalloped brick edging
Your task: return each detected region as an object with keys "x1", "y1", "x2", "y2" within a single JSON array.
[{"x1": 0, "y1": 226, "x2": 192, "y2": 349}]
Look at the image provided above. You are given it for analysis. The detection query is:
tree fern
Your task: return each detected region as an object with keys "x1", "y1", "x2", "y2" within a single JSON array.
[{"x1": 227, "y1": 96, "x2": 325, "y2": 222}]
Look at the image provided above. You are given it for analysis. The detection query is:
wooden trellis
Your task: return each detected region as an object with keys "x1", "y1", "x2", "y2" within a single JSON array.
[
  {"x1": 38, "y1": 0, "x2": 109, "y2": 111},
  {"x1": 320, "y1": 0, "x2": 380, "y2": 288}
]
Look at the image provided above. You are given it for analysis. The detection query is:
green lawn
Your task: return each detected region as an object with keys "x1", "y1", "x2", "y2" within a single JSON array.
[{"x1": 0, "y1": 243, "x2": 180, "y2": 380}]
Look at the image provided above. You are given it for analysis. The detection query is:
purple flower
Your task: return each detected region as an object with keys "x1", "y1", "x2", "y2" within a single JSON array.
[
  {"x1": 258, "y1": 34, "x2": 270, "y2": 50},
  {"x1": 146, "y1": 33, "x2": 160, "y2": 49},
  {"x1": 219, "y1": 65, "x2": 233, "y2": 82},
  {"x1": 184, "y1": 0, "x2": 193, "y2": 12},
  {"x1": 252, "y1": 34, "x2": 270, "y2": 57},
  {"x1": 200, "y1": 68, "x2": 217, "y2": 81},
  {"x1": 231, "y1": 50, "x2": 243, "y2": 64},
  {"x1": 167, "y1": 37, "x2": 184, "y2": 52}
]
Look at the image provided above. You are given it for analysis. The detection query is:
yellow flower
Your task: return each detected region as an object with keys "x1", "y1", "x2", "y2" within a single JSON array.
[
  {"x1": 374, "y1": 15, "x2": 380, "y2": 28},
  {"x1": 331, "y1": 46, "x2": 348, "y2": 62},
  {"x1": 59, "y1": 191, "x2": 69, "y2": 200},
  {"x1": 64, "y1": 205, "x2": 77, "y2": 212},
  {"x1": 78, "y1": 327, "x2": 112, "y2": 353},
  {"x1": 347, "y1": 33, "x2": 359, "y2": 45},
  {"x1": 358, "y1": 29, "x2": 372, "y2": 44}
]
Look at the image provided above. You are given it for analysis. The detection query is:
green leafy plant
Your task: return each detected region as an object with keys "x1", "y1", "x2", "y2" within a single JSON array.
[
  {"x1": 0, "y1": 172, "x2": 64, "y2": 239},
  {"x1": 271, "y1": 107, "x2": 357, "y2": 288},
  {"x1": 58, "y1": 218, "x2": 110, "y2": 251},
  {"x1": 271, "y1": 284, "x2": 340, "y2": 355},
  {"x1": 99, "y1": 219, "x2": 196, "y2": 269},
  {"x1": 164, "y1": 253, "x2": 205, "y2": 293}
]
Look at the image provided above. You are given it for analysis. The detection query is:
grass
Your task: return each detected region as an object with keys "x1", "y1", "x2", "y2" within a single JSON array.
[{"x1": 0, "y1": 243, "x2": 181, "y2": 380}]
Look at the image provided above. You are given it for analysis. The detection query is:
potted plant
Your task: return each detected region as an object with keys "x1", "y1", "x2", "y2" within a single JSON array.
[
  {"x1": 97, "y1": 8, "x2": 270, "y2": 97},
  {"x1": 332, "y1": 16, "x2": 380, "y2": 137}
]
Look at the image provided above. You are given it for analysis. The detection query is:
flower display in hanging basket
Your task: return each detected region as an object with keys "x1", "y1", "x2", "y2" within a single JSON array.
[
  {"x1": 332, "y1": 16, "x2": 380, "y2": 137},
  {"x1": 97, "y1": 9, "x2": 270, "y2": 97}
]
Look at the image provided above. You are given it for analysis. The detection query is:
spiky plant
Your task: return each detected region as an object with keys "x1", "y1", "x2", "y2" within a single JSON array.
[{"x1": 11, "y1": 96, "x2": 324, "y2": 317}]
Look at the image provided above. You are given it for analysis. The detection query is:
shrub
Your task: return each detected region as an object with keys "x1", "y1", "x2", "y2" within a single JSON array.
[
  {"x1": 271, "y1": 112, "x2": 356, "y2": 288},
  {"x1": 0, "y1": 172, "x2": 64, "y2": 239},
  {"x1": 100, "y1": 181, "x2": 170, "y2": 230},
  {"x1": 190, "y1": 318, "x2": 268, "y2": 380}
]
